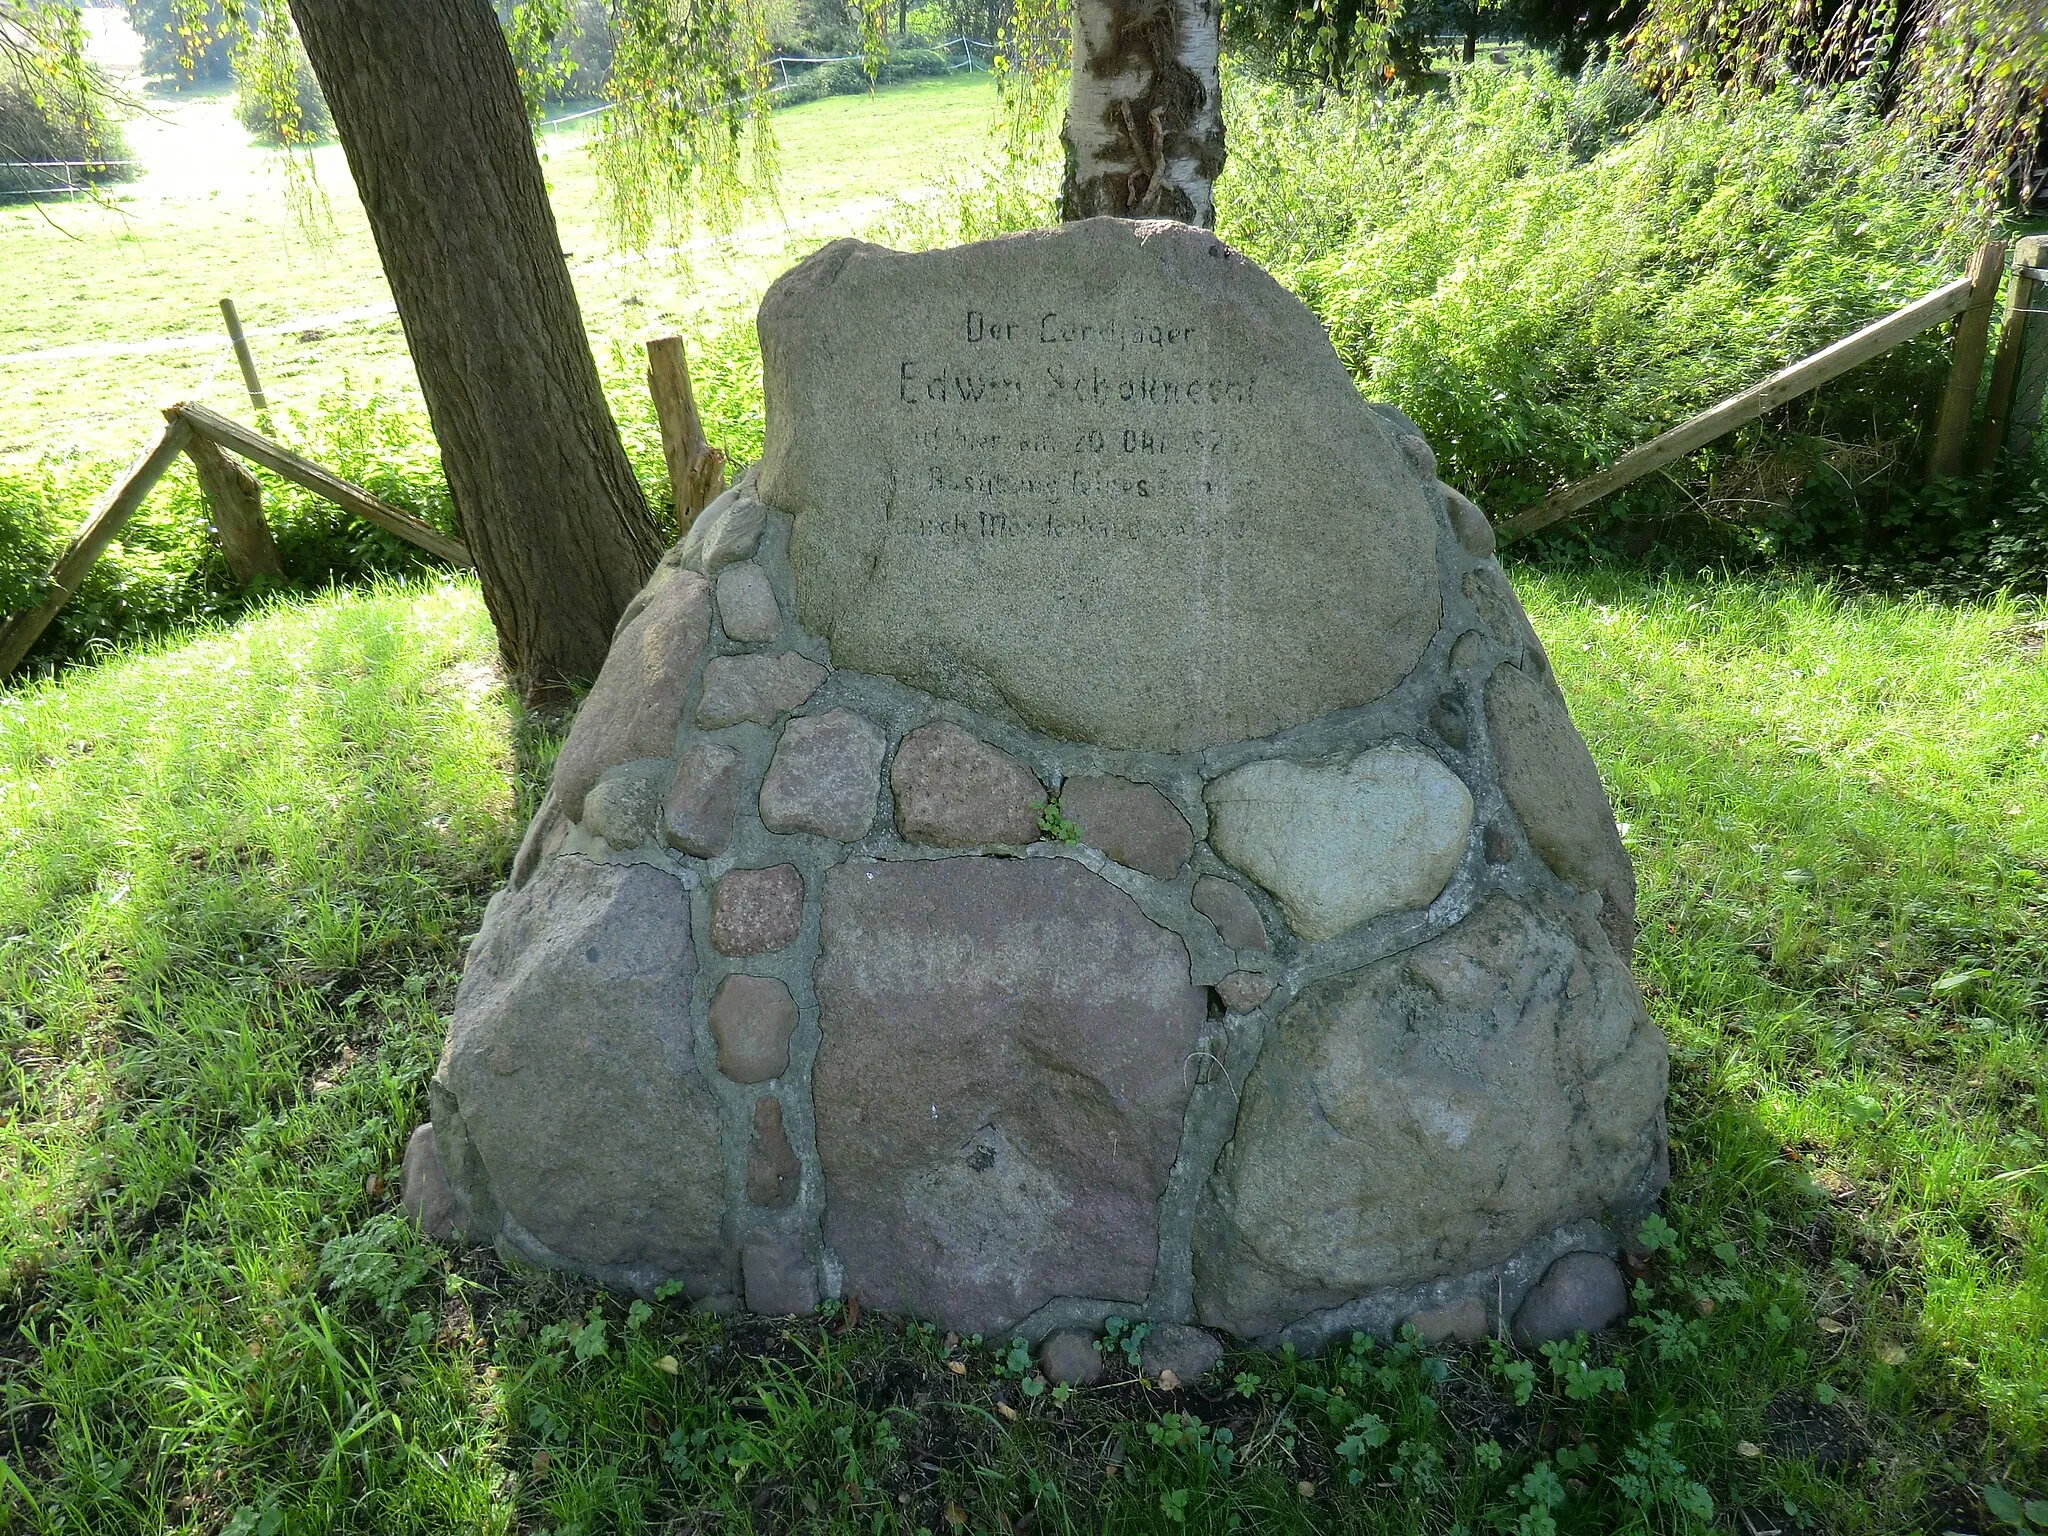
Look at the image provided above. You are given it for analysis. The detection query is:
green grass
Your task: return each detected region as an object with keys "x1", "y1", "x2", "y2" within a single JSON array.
[
  {"x1": 0, "y1": 71, "x2": 1001, "y2": 467},
  {"x1": 1, "y1": 570, "x2": 2043, "y2": 1533}
]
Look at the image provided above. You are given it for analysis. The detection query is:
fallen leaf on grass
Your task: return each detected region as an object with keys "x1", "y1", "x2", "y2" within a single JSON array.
[
  {"x1": 1879, "y1": 1343, "x2": 1908, "y2": 1365},
  {"x1": 947, "y1": 1359, "x2": 967, "y2": 1375},
  {"x1": 531, "y1": 1450, "x2": 551, "y2": 1476},
  {"x1": 943, "y1": 1503, "x2": 968, "y2": 1528},
  {"x1": 655, "y1": 1355, "x2": 679, "y2": 1375},
  {"x1": 996, "y1": 1400, "x2": 1019, "y2": 1421},
  {"x1": 1157, "y1": 1368, "x2": 1180, "y2": 1391},
  {"x1": 1735, "y1": 1441, "x2": 1762, "y2": 1459},
  {"x1": 1816, "y1": 1317, "x2": 1847, "y2": 1335},
  {"x1": 1297, "y1": 1480, "x2": 1316, "y2": 1496}
]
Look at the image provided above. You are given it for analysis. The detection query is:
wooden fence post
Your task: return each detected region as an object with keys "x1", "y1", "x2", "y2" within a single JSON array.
[
  {"x1": 645, "y1": 336, "x2": 727, "y2": 526},
  {"x1": 180, "y1": 425, "x2": 283, "y2": 585},
  {"x1": 1926, "y1": 240, "x2": 2007, "y2": 481},
  {"x1": 0, "y1": 417, "x2": 193, "y2": 677},
  {"x1": 219, "y1": 298, "x2": 270, "y2": 421},
  {"x1": 1978, "y1": 234, "x2": 2048, "y2": 471}
]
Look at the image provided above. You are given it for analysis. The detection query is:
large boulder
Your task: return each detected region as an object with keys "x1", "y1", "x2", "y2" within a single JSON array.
[
  {"x1": 431, "y1": 858, "x2": 728, "y2": 1294},
  {"x1": 423, "y1": 218, "x2": 1662, "y2": 1348},
  {"x1": 1193, "y1": 896, "x2": 1665, "y2": 1339},
  {"x1": 810, "y1": 857, "x2": 1207, "y2": 1335}
]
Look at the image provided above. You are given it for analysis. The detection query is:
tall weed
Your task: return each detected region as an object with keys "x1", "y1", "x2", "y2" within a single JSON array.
[{"x1": 1217, "y1": 60, "x2": 1975, "y2": 530}]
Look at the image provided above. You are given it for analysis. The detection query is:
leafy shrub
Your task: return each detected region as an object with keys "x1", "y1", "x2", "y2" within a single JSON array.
[
  {"x1": 0, "y1": 54, "x2": 133, "y2": 197},
  {"x1": 0, "y1": 387, "x2": 463, "y2": 676},
  {"x1": 1216, "y1": 57, "x2": 1971, "y2": 535},
  {"x1": 317, "y1": 1212, "x2": 434, "y2": 1319},
  {"x1": 774, "y1": 47, "x2": 952, "y2": 107},
  {"x1": 233, "y1": 35, "x2": 334, "y2": 145}
]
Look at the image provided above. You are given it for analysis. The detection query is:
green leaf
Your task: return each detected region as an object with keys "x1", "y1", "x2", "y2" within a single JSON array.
[
  {"x1": 1983, "y1": 1484, "x2": 2024, "y2": 1527},
  {"x1": 1933, "y1": 968, "x2": 1990, "y2": 994}
]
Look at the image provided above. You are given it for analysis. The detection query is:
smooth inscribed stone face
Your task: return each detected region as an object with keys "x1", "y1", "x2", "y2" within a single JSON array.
[
  {"x1": 760, "y1": 220, "x2": 1442, "y2": 752},
  {"x1": 811, "y1": 857, "x2": 1207, "y2": 1336},
  {"x1": 1205, "y1": 744, "x2": 1474, "y2": 942}
]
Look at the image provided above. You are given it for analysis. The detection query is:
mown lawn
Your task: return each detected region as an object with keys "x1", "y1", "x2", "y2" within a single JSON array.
[{"x1": 0, "y1": 569, "x2": 2042, "y2": 1534}]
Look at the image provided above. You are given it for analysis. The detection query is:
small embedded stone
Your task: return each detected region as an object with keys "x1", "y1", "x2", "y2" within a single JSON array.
[
  {"x1": 760, "y1": 708, "x2": 887, "y2": 841},
  {"x1": 1215, "y1": 971, "x2": 1275, "y2": 1014},
  {"x1": 742, "y1": 1230, "x2": 818, "y2": 1315},
  {"x1": 664, "y1": 743, "x2": 744, "y2": 857},
  {"x1": 696, "y1": 652, "x2": 825, "y2": 730},
  {"x1": 1399, "y1": 433, "x2": 1437, "y2": 481},
  {"x1": 711, "y1": 865, "x2": 804, "y2": 956},
  {"x1": 1038, "y1": 1329, "x2": 1105, "y2": 1387},
  {"x1": 1139, "y1": 1324, "x2": 1224, "y2": 1385},
  {"x1": 679, "y1": 488, "x2": 766, "y2": 572},
  {"x1": 1512, "y1": 1251, "x2": 1629, "y2": 1347},
  {"x1": 1206, "y1": 746, "x2": 1474, "y2": 942},
  {"x1": 1192, "y1": 876, "x2": 1267, "y2": 953},
  {"x1": 715, "y1": 562, "x2": 782, "y2": 642},
  {"x1": 583, "y1": 766, "x2": 665, "y2": 849},
  {"x1": 709, "y1": 974, "x2": 800, "y2": 1083},
  {"x1": 1449, "y1": 629, "x2": 1485, "y2": 670},
  {"x1": 1429, "y1": 691, "x2": 1469, "y2": 751},
  {"x1": 1058, "y1": 775, "x2": 1192, "y2": 880},
  {"x1": 401, "y1": 1123, "x2": 472, "y2": 1245},
  {"x1": 747, "y1": 1097, "x2": 800, "y2": 1208},
  {"x1": 552, "y1": 567, "x2": 710, "y2": 819},
  {"x1": 1483, "y1": 823, "x2": 1515, "y2": 864},
  {"x1": 890, "y1": 721, "x2": 1043, "y2": 848},
  {"x1": 1407, "y1": 1295, "x2": 1489, "y2": 1345},
  {"x1": 1441, "y1": 485, "x2": 1495, "y2": 556}
]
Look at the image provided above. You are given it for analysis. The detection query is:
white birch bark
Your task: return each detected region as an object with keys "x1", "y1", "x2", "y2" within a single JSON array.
[{"x1": 1060, "y1": 0, "x2": 1226, "y2": 227}]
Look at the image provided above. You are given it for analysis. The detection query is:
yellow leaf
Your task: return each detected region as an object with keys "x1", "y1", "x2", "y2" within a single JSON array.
[
  {"x1": 1736, "y1": 1440, "x2": 1762, "y2": 1459},
  {"x1": 656, "y1": 1355, "x2": 680, "y2": 1375}
]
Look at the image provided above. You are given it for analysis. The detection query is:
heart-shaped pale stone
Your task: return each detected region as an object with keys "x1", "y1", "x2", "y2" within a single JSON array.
[{"x1": 1205, "y1": 744, "x2": 1474, "y2": 942}]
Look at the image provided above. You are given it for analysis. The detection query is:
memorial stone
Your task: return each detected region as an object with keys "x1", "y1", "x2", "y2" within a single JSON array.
[{"x1": 410, "y1": 219, "x2": 1666, "y2": 1353}]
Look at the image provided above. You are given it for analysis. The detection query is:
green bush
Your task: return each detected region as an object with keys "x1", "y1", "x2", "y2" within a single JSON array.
[
  {"x1": 0, "y1": 387, "x2": 463, "y2": 677},
  {"x1": 1216, "y1": 59, "x2": 1975, "y2": 545},
  {"x1": 774, "y1": 47, "x2": 952, "y2": 107},
  {"x1": 0, "y1": 56, "x2": 134, "y2": 197},
  {"x1": 233, "y1": 40, "x2": 334, "y2": 145}
]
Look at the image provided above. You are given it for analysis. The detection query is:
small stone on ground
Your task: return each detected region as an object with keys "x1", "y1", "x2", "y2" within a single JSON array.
[
  {"x1": 1512, "y1": 1251, "x2": 1629, "y2": 1347},
  {"x1": 1038, "y1": 1329, "x2": 1106, "y2": 1386},
  {"x1": 1140, "y1": 1324, "x2": 1224, "y2": 1385}
]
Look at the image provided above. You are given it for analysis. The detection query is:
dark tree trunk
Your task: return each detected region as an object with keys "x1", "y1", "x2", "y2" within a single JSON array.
[
  {"x1": 289, "y1": 0, "x2": 663, "y2": 703},
  {"x1": 1463, "y1": 26, "x2": 1477, "y2": 63},
  {"x1": 1060, "y1": 0, "x2": 1225, "y2": 227}
]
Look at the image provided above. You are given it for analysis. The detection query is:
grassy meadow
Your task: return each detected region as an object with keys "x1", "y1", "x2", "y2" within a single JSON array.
[
  {"x1": 0, "y1": 570, "x2": 2043, "y2": 1534},
  {"x1": 0, "y1": 71, "x2": 1000, "y2": 466}
]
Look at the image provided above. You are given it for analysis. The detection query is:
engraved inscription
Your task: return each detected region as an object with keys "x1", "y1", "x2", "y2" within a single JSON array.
[{"x1": 887, "y1": 309, "x2": 1257, "y2": 545}]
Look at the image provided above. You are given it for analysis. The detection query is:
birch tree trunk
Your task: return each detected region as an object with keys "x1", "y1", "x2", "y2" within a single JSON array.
[
  {"x1": 1060, "y1": 0, "x2": 1226, "y2": 227},
  {"x1": 290, "y1": 0, "x2": 665, "y2": 705}
]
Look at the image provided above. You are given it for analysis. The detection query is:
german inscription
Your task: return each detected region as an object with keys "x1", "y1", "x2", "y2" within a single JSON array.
[{"x1": 758, "y1": 220, "x2": 1444, "y2": 752}]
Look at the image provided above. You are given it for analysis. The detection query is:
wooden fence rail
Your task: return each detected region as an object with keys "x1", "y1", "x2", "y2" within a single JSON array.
[
  {"x1": 1499, "y1": 240, "x2": 2027, "y2": 542},
  {"x1": 0, "y1": 405, "x2": 470, "y2": 679}
]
